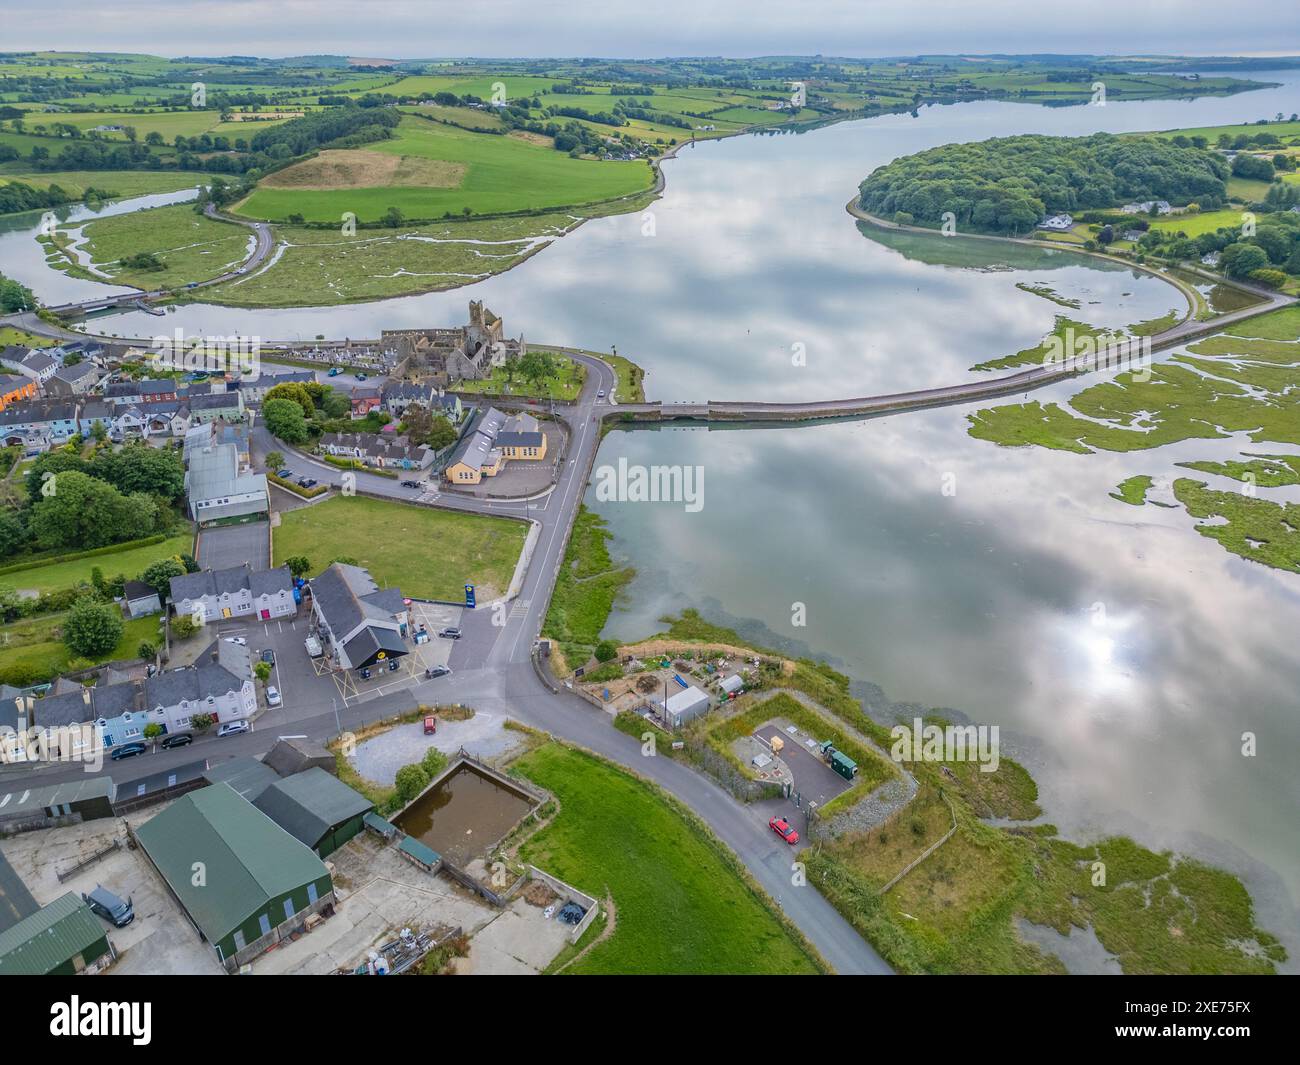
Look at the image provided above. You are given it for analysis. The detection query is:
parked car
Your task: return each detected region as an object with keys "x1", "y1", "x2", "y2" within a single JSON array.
[
  {"x1": 276, "y1": 467, "x2": 293, "y2": 478},
  {"x1": 297, "y1": 477, "x2": 318, "y2": 488},
  {"x1": 265, "y1": 686, "x2": 282, "y2": 707},
  {"x1": 304, "y1": 634, "x2": 324, "y2": 658},
  {"x1": 217, "y1": 720, "x2": 249, "y2": 738},
  {"x1": 358, "y1": 666, "x2": 373, "y2": 680},
  {"x1": 260, "y1": 648, "x2": 275, "y2": 665},
  {"x1": 328, "y1": 367, "x2": 342, "y2": 376},
  {"x1": 425, "y1": 665, "x2": 451, "y2": 679},
  {"x1": 110, "y1": 741, "x2": 147, "y2": 761},
  {"x1": 769, "y1": 816, "x2": 800, "y2": 845},
  {"x1": 400, "y1": 479, "x2": 421, "y2": 489},
  {"x1": 224, "y1": 636, "x2": 247, "y2": 646},
  {"x1": 160, "y1": 733, "x2": 193, "y2": 750},
  {"x1": 438, "y1": 627, "x2": 462, "y2": 640},
  {"x1": 355, "y1": 372, "x2": 367, "y2": 380},
  {"x1": 82, "y1": 885, "x2": 134, "y2": 928}
]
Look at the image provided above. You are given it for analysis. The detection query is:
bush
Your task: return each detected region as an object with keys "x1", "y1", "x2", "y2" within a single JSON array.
[
  {"x1": 62, "y1": 598, "x2": 123, "y2": 658},
  {"x1": 421, "y1": 746, "x2": 448, "y2": 779},
  {"x1": 172, "y1": 615, "x2": 199, "y2": 640},
  {"x1": 137, "y1": 641, "x2": 157, "y2": 660},
  {"x1": 254, "y1": 660, "x2": 272, "y2": 682},
  {"x1": 893, "y1": 211, "x2": 914, "y2": 225},
  {"x1": 394, "y1": 763, "x2": 430, "y2": 804},
  {"x1": 190, "y1": 712, "x2": 214, "y2": 731},
  {"x1": 594, "y1": 639, "x2": 618, "y2": 662}
]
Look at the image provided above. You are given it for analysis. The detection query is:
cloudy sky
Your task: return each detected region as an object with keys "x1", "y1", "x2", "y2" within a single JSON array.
[{"x1": 4, "y1": 0, "x2": 1298, "y2": 59}]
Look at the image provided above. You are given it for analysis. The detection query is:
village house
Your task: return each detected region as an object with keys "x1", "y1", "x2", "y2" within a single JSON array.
[
  {"x1": 308, "y1": 563, "x2": 410, "y2": 672},
  {"x1": 1037, "y1": 212, "x2": 1074, "y2": 231},
  {"x1": 444, "y1": 406, "x2": 547, "y2": 484},
  {"x1": 239, "y1": 369, "x2": 315, "y2": 404},
  {"x1": 186, "y1": 387, "x2": 244, "y2": 424},
  {"x1": 0, "y1": 374, "x2": 39, "y2": 411},
  {"x1": 45, "y1": 361, "x2": 101, "y2": 396},
  {"x1": 17, "y1": 641, "x2": 256, "y2": 754},
  {"x1": 169, "y1": 563, "x2": 296, "y2": 623},
  {"x1": 349, "y1": 385, "x2": 383, "y2": 418},
  {"x1": 0, "y1": 399, "x2": 80, "y2": 451},
  {"x1": 318, "y1": 430, "x2": 434, "y2": 471},
  {"x1": 103, "y1": 378, "x2": 180, "y2": 406},
  {"x1": 0, "y1": 346, "x2": 61, "y2": 386}
]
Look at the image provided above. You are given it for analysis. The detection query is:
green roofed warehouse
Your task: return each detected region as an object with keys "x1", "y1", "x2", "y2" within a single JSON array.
[{"x1": 134, "y1": 782, "x2": 334, "y2": 971}]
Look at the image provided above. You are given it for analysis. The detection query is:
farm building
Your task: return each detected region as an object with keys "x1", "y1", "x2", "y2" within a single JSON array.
[
  {"x1": 0, "y1": 777, "x2": 116, "y2": 829},
  {"x1": 135, "y1": 782, "x2": 335, "y2": 971},
  {"x1": 264, "y1": 736, "x2": 335, "y2": 778},
  {"x1": 202, "y1": 756, "x2": 281, "y2": 802},
  {"x1": 0, "y1": 892, "x2": 112, "y2": 976},
  {"x1": 653, "y1": 684, "x2": 712, "y2": 729},
  {"x1": 252, "y1": 767, "x2": 373, "y2": 857}
]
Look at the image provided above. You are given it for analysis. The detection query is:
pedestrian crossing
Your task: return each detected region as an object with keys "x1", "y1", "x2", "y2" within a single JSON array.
[{"x1": 510, "y1": 598, "x2": 530, "y2": 619}]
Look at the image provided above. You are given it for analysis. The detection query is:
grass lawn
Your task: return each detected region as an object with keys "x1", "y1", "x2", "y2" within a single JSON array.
[
  {"x1": 455, "y1": 353, "x2": 586, "y2": 400},
  {"x1": 271, "y1": 494, "x2": 526, "y2": 601},
  {"x1": 513, "y1": 742, "x2": 822, "y2": 974},
  {"x1": 542, "y1": 505, "x2": 633, "y2": 664},
  {"x1": 61, "y1": 202, "x2": 249, "y2": 290},
  {"x1": 0, "y1": 170, "x2": 204, "y2": 200},
  {"x1": 0, "y1": 326, "x2": 57, "y2": 349},
  {"x1": 1148, "y1": 208, "x2": 1246, "y2": 238},
  {"x1": 233, "y1": 116, "x2": 654, "y2": 223},
  {"x1": 0, "y1": 612, "x2": 164, "y2": 686},
  {"x1": 0, "y1": 532, "x2": 194, "y2": 595}
]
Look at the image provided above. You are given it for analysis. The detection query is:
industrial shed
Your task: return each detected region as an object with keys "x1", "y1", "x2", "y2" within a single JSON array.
[
  {"x1": 252, "y1": 767, "x2": 373, "y2": 857},
  {"x1": 0, "y1": 777, "x2": 116, "y2": 831},
  {"x1": 0, "y1": 892, "x2": 111, "y2": 975},
  {"x1": 653, "y1": 684, "x2": 712, "y2": 729},
  {"x1": 135, "y1": 783, "x2": 334, "y2": 971},
  {"x1": 203, "y1": 756, "x2": 281, "y2": 802},
  {"x1": 264, "y1": 736, "x2": 335, "y2": 778}
]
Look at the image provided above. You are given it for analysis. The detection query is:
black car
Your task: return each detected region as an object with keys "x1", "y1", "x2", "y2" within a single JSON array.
[
  {"x1": 297, "y1": 477, "x2": 318, "y2": 488},
  {"x1": 260, "y1": 648, "x2": 275, "y2": 665},
  {"x1": 401, "y1": 480, "x2": 422, "y2": 489},
  {"x1": 438, "y1": 627, "x2": 462, "y2": 640},
  {"x1": 83, "y1": 885, "x2": 134, "y2": 928},
  {"x1": 160, "y1": 733, "x2": 193, "y2": 750},
  {"x1": 110, "y1": 741, "x2": 147, "y2": 760},
  {"x1": 276, "y1": 467, "x2": 293, "y2": 478},
  {"x1": 425, "y1": 665, "x2": 452, "y2": 679}
]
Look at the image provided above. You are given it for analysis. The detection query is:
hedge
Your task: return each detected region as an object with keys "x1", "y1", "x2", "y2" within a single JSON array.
[
  {"x1": 0, "y1": 534, "x2": 171, "y2": 577},
  {"x1": 267, "y1": 471, "x2": 328, "y2": 498}
]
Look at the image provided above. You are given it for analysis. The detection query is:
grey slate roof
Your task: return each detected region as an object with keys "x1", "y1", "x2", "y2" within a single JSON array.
[
  {"x1": 170, "y1": 563, "x2": 266, "y2": 602},
  {"x1": 248, "y1": 565, "x2": 293, "y2": 599},
  {"x1": 203, "y1": 757, "x2": 280, "y2": 802}
]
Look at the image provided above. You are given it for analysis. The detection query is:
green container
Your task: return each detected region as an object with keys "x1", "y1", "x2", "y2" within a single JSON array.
[{"x1": 830, "y1": 751, "x2": 858, "y2": 780}]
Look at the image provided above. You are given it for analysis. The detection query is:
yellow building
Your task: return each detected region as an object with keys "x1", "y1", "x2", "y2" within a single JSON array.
[{"x1": 443, "y1": 407, "x2": 546, "y2": 485}]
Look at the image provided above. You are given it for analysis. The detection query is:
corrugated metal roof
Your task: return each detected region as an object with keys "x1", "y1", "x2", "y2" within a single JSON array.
[
  {"x1": 398, "y1": 836, "x2": 441, "y2": 867},
  {"x1": 252, "y1": 768, "x2": 372, "y2": 849},
  {"x1": 363, "y1": 811, "x2": 398, "y2": 837},
  {"x1": 0, "y1": 892, "x2": 107, "y2": 975},
  {"x1": 0, "y1": 776, "x2": 115, "y2": 818},
  {"x1": 136, "y1": 783, "x2": 330, "y2": 946},
  {"x1": 203, "y1": 757, "x2": 280, "y2": 802}
]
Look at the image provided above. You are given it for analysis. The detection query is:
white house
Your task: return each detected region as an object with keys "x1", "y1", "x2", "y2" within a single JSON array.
[{"x1": 169, "y1": 564, "x2": 295, "y2": 623}]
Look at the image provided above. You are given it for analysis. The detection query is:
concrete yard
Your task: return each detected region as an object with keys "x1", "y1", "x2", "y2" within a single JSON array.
[
  {"x1": 754, "y1": 720, "x2": 856, "y2": 809},
  {"x1": 0, "y1": 810, "x2": 224, "y2": 975},
  {"x1": 196, "y1": 520, "x2": 271, "y2": 571},
  {"x1": 250, "y1": 832, "x2": 567, "y2": 975}
]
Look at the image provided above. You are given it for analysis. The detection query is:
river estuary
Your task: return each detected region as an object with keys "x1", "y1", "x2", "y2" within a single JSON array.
[{"x1": 3, "y1": 70, "x2": 1298, "y2": 963}]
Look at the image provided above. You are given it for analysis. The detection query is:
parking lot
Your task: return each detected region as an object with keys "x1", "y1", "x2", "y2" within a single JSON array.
[
  {"x1": 211, "y1": 601, "x2": 464, "y2": 715},
  {"x1": 0, "y1": 812, "x2": 224, "y2": 975},
  {"x1": 195, "y1": 520, "x2": 270, "y2": 571},
  {"x1": 753, "y1": 720, "x2": 857, "y2": 809}
]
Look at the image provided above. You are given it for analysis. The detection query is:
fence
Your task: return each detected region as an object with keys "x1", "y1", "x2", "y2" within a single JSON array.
[
  {"x1": 56, "y1": 838, "x2": 122, "y2": 883},
  {"x1": 528, "y1": 865, "x2": 600, "y2": 944}
]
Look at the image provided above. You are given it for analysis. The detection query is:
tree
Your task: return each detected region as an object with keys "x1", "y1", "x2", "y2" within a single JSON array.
[
  {"x1": 1221, "y1": 242, "x2": 1270, "y2": 279},
  {"x1": 427, "y1": 416, "x2": 458, "y2": 452},
  {"x1": 0, "y1": 508, "x2": 27, "y2": 560},
  {"x1": 265, "y1": 450, "x2": 284, "y2": 471},
  {"x1": 254, "y1": 660, "x2": 272, "y2": 683},
  {"x1": 383, "y1": 206, "x2": 405, "y2": 228},
  {"x1": 172, "y1": 615, "x2": 199, "y2": 640},
  {"x1": 1097, "y1": 224, "x2": 1115, "y2": 245},
  {"x1": 138, "y1": 641, "x2": 158, "y2": 660},
  {"x1": 595, "y1": 639, "x2": 618, "y2": 662},
  {"x1": 1231, "y1": 153, "x2": 1274, "y2": 182},
  {"x1": 394, "y1": 763, "x2": 430, "y2": 803},
  {"x1": 93, "y1": 444, "x2": 185, "y2": 500},
  {"x1": 264, "y1": 382, "x2": 315, "y2": 416},
  {"x1": 319, "y1": 388, "x2": 351, "y2": 419},
  {"x1": 28, "y1": 471, "x2": 146, "y2": 550},
  {"x1": 263, "y1": 397, "x2": 310, "y2": 444},
  {"x1": 421, "y1": 746, "x2": 448, "y2": 778},
  {"x1": 63, "y1": 598, "x2": 123, "y2": 658},
  {"x1": 190, "y1": 712, "x2": 214, "y2": 732},
  {"x1": 284, "y1": 555, "x2": 311, "y2": 577},
  {"x1": 141, "y1": 558, "x2": 185, "y2": 597}
]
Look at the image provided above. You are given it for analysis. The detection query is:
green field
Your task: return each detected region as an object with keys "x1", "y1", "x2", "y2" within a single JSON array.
[
  {"x1": 271, "y1": 494, "x2": 526, "y2": 601},
  {"x1": 0, "y1": 611, "x2": 165, "y2": 686},
  {"x1": 0, "y1": 170, "x2": 203, "y2": 200},
  {"x1": 54, "y1": 202, "x2": 249, "y2": 289},
  {"x1": 1148, "y1": 207, "x2": 1247, "y2": 237},
  {"x1": 454, "y1": 353, "x2": 586, "y2": 400},
  {"x1": 514, "y1": 742, "x2": 822, "y2": 975},
  {"x1": 0, "y1": 532, "x2": 194, "y2": 595},
  {"x1": 233, "y1": 117, "x2": 655, "y2": 224}
]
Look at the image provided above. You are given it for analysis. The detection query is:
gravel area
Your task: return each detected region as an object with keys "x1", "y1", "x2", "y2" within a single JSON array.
[{"x1": 350, "y1": 712, "x2": 524, "y2": 786}]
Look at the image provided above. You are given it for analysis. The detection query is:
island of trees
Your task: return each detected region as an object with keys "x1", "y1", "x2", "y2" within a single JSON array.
[{"x1": 858, "y1": 133, "x2": 1229, "y2": 235}]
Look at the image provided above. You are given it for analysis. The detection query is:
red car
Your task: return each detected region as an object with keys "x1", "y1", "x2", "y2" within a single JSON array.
[{"x1": 769, "y1": 816, "x2": 799, "y2": 845}]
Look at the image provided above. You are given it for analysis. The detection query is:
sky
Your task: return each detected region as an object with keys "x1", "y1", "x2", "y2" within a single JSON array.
[{"x1": 3, "y1": 0, "x2": 1299, "y2": 60}]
